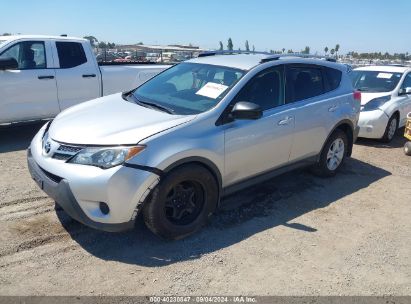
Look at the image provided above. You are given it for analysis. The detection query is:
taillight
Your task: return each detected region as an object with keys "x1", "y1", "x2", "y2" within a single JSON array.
[{"x1": 353, "y1": 91, "x2": 361, "y2": 102}]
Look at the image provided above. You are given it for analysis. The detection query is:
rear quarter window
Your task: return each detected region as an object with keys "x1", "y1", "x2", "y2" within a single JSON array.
[
  {"x1": 324, "y1": 67, "x2": 342, "y2": 92},
  {"x1": 56, "y1": 42, "x2": 87, "y2": 68}
]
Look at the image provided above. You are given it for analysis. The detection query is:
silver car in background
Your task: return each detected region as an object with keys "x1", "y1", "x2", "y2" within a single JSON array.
[{"x1": 28, "y1": 52, "x2": 361, "y2": 239}]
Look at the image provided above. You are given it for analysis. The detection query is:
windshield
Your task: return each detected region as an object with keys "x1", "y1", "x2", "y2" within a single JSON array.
[
  {"x1": 350, "y1": 70, "x2": 402, "y2": 93},
  {"x1": 132, "y1": 62, "x2": 245, "y2": 115}
]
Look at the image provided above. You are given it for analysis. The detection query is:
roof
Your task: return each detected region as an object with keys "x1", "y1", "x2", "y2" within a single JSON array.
[
  {"x1": 188, "y1": 54, "x2": 267, "y2": 70},
  {"x1": 187, "y1": 53, "x2": 347, "y2": 71},
  {"x1": 354, "y1": 65, "x2": 411, "y2": 73},
  {"x1": 0, "y1": 35, "x2": 86, "y2": 42}
]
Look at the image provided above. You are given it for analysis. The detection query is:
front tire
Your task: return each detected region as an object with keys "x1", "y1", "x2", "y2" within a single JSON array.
[
  {"x1": 404, "y1": 142, "x2": 411, "y2": 156},
  {"x1": 312, "y1": 129, "x2": 348, "y2": 177},
  {"x1": 381, "y1": 114, "x2": 398, "y2": 143},
  {"x1": 143, "y1": 164, "x2": 218, "y2": 240}
]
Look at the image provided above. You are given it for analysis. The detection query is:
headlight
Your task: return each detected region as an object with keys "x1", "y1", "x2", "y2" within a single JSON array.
[
  {"x1": 69, "y1": 146, "x2": 145, "y2": 169},
  {"x1": 362, "y1": 95, "x2": 391, "y2": 111}
]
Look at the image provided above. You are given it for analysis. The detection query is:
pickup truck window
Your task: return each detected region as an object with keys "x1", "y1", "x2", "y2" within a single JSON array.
[
  {"x1": 0, "y1": 41, "x2": 46, "y2": 70},
  {"x1": 133, "y1": 63, "x2": 244, "y2": 115},
  {"x1": 56, "y1": 42, "x2": 87, "y2": 68}
]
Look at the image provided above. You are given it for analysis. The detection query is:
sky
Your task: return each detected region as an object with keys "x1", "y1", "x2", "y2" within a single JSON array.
[{"x1": 1, "y1": 0, "x2": 410, "y2": 54}]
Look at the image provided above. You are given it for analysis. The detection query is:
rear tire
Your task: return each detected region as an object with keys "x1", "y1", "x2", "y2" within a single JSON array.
[
  {"x1": 381, "y1": 114, "x2": 398, "y2": 143},
  {"x1": 311, "y1": 129, "x2": 348, "y2": 177},
  {"x1": 404, "y1": 142, "x2": 411, "y2": 156},
  {"x1": 143, "y1": 164, "x2": 218, "y2": 240}
]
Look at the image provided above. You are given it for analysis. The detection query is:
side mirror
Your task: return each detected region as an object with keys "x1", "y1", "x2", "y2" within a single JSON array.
[
  {"x1": 230, "y1": 101, "x2": 263, "y2": 120},
  {"x1": 399, "y1": 87, "x2": 411, "y2": 96},
  {"x1": 0, "y1": 57, "x2": 18, "y2": 70}
]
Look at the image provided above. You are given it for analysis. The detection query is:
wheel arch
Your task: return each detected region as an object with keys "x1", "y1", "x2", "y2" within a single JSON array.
[
  {"x1": 162, "y1": 156, "x2": 223, "y2": 208},
  {"x1": 318, "y1": 119, "x2": 355, "y2": 161}
]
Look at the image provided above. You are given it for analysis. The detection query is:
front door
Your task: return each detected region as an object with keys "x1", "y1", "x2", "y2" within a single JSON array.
[
  {"x1": 0, "y1": 40, "x2": 59, "y2": 124},
  {"x1": 224, "y1": 65, "x2": 295, "y2": 187}
]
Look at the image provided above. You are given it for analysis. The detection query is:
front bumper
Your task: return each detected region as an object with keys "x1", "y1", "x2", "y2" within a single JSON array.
[
  {"x1": 357, "y1": 109, "x2": 389, "y2": 139},
  {"x1": 28, "y1": 151, "x2": 135, "y2": 232},
  {"x1": 27, "y1": 124, "x2": 160, "y2": 232}
]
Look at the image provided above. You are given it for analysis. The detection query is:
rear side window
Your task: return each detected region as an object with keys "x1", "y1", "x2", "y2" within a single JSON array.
[
  {"x1": 56, "y1": 42, "x2": 87, "y2": 68},
  {"x1": 324, "y1": 67, "x2": 342, "y2": 92},
  {"x1": 286, "y1": 65, "x2": 324, "y2": 103}
]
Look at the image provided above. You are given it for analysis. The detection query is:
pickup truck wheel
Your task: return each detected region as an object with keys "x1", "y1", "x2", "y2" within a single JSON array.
[
  {"x1": 311, "y1": 129, "x2": 348, "y2": 177},
  {"x1": 404, "y1": 142, "x2": 411, "y2": 156},
  {"x1": 143, "y1": 164, "x2": 218, "y2": 240},
  {"x1": 381, "y1": 114, "x2": 398, "y2": 143}
]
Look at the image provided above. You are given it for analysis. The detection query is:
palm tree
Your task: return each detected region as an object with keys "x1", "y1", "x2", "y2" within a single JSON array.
[
  {"x1": 324, "y1": 46, "x2": 329, "y2": 56},
  {"x1": 245, "y1": 40, "x2": 250, "y2": 52},
  {"x1": 335, "y1": 44, "x2": 340, "y2": 58},
  {"x1": 219, "y1": 41, "x2": 223, "y2": 51},
  {"x1": 227, "y1": 38, "x2": 233, "y2": 51},
  {"x1": 330, "y1": 49, "x2": 335, "y2": 56},
  {"x1": 282, "y1": 48, "x2": 285, "y2": 53}
]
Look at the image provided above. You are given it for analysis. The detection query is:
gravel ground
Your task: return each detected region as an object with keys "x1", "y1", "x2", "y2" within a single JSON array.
[{"x1": 0, "y1": 122, "x2": 410, "y2": 296}]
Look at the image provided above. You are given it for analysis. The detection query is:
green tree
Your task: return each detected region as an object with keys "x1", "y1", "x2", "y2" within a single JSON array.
[
  {"x1": 98, "y1": 41, "x2": 107, "y2": 49},
  {"x1": 83, "y1": 35, "x2": 98, "y2": 47},
  {"x1": 2, "y1": 33, "x2": 11, "y2": 36},
  {"x1": 227, "y1": 38, "x2": 233, "y2": 51},
  {"x1": 335, "y1": 44, "x2": 340, "y2": 58},
  {"x1": 330, "y1": 49, "x2": 335, "y2": 56},
  {"x1": 324, "y1": 46, "x2": 329, "y2": 55},
  {"x1": 303, "y1": 46, "x2": 310, "y2": 54},
  {"x1": 219, "y1": 41, "x2": 223, "y2": 51},
  {"x1": 282, "y1": 48, "x2": 285, "y2": 53},
  {"x1": 287, "y1": 49, "x2": 293, "y2": 53},
  {"x1": 245, "y1": 40, "x2": 250, "y2": 52}
]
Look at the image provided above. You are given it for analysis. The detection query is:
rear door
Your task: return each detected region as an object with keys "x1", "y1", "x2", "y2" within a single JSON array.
[
  {"x1": 53, "y1": 41, "x2": 100, "y2": 110},
  {"x1": 0, "y1": 40, "x2": 59, "y2": 123},
  {"x1": 286, "y1": 64, "x2": 343, "y2": 162},
  {"x1": 223, "y1": 65, "x2": 295, "y2": 186}
]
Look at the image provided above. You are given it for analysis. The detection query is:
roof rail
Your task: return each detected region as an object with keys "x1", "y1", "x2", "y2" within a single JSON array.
[
  {"x1": 198, "y1": 50, "x2": 272, "y2": 57},
  {"x1": 260, "y1": 53, "x2": 337, "y2": 63}
]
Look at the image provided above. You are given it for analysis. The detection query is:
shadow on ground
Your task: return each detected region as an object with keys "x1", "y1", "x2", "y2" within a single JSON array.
[
  {"x1": 57, "y1": 157, "x2": 390, "y2": 267},
  {"x1": 0, "y1": 122, "x2": 46, "y2": 153},
  {"x1": 355, "y1": 128, "x2": 406, "y2": 149}
]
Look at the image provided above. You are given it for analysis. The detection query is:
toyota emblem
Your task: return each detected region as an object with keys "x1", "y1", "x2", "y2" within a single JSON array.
[{"x1": 44, "y1": 141, "x2": 51, "y2": 154}]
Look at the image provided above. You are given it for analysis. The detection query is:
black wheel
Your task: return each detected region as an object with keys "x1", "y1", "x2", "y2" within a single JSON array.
[
  {"x1": 143, "y1": 164, "x2": 218, "y2": 240},
  {"x1": 311, "y1": 129, "x2": 348, "y2": 177},
  {"x1": 404, "y1": 142, "x2": 411, "y2": 156},
  {"x1": 381, "y1": 114, "x2": 398, "y2": 143}
]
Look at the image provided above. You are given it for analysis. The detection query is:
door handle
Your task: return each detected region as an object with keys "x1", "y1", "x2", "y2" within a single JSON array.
[
  {"x1": 82, "y1": 74, "x2": 96, "y2": 78},
  {"x1": 38, "y1": 75, "x2": 54, "y2": 80},
  {"x1": 328, "y1": 105, "x2": 338, "y2": 112},
  {"x1": 278, "y1": 116, "x2": 293, "y2": 126}
]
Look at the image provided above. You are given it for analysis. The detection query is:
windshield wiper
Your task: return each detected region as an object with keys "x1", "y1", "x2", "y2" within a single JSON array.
[{"x1": 134, "y1": 98, "x2": 174, "y2": 114}]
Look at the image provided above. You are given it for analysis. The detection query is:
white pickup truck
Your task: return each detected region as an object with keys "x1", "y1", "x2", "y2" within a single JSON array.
[{"x1": 0, "y1": 35, "x2": 170, "y2": 124}]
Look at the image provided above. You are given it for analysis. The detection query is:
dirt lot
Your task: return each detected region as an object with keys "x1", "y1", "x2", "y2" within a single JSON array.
[{"x1": 0, "y1": 122, "x2": 410, "y2": 296}]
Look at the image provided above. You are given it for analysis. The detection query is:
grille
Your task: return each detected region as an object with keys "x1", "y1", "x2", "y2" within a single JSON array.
[{"x1": 52, "y1": 144, "x2": 83, "y2": 161}]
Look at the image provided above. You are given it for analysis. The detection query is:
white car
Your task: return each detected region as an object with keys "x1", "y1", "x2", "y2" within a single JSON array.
[
  {"x1": 0, "y1": 35, "x2": 169, "y2": 124},
  {"x1": 351, "y1": 65, "x2": 411, "y2": 142},
  {"x1": 28, "y1": 52, "x2": 360, "y2": 239}
]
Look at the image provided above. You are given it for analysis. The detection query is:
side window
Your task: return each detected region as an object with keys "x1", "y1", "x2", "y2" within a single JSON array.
[
  {"x1": 324, "y1": 67, "x2": 342, "y2": 92},
  {"x1": 233, "y1": 66, "x2": 284, "y2": 111},
  {"x1": 0, "y1": 41, "x2": 46, "y2": 69},
  {"x1": 401, "y1": 73, "x2": 411, "y2": 89},
  {"x1": 286, "y1": 65, "x2": 325, "y2": 103},
  {"x1": 56, "y1": 42, "x2": 87, "y2": 68}
]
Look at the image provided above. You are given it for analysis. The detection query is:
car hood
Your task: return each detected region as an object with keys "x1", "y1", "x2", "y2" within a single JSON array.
[
  {"x1": 360, "y1": 92, "x2": 391, "y2": 106},
  {"x1": 49, "y1": 93, "x2": 195, "y2": 145}
]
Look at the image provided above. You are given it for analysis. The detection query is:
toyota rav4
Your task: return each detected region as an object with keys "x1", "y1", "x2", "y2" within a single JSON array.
[{"x1": 28, "y1": 52, "x2": 361, "y2": 239}]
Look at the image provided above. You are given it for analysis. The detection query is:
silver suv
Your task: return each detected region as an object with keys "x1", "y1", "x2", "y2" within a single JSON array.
[{"x1": 28, "y1": 52, "x2": 360, "y2": 239}]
